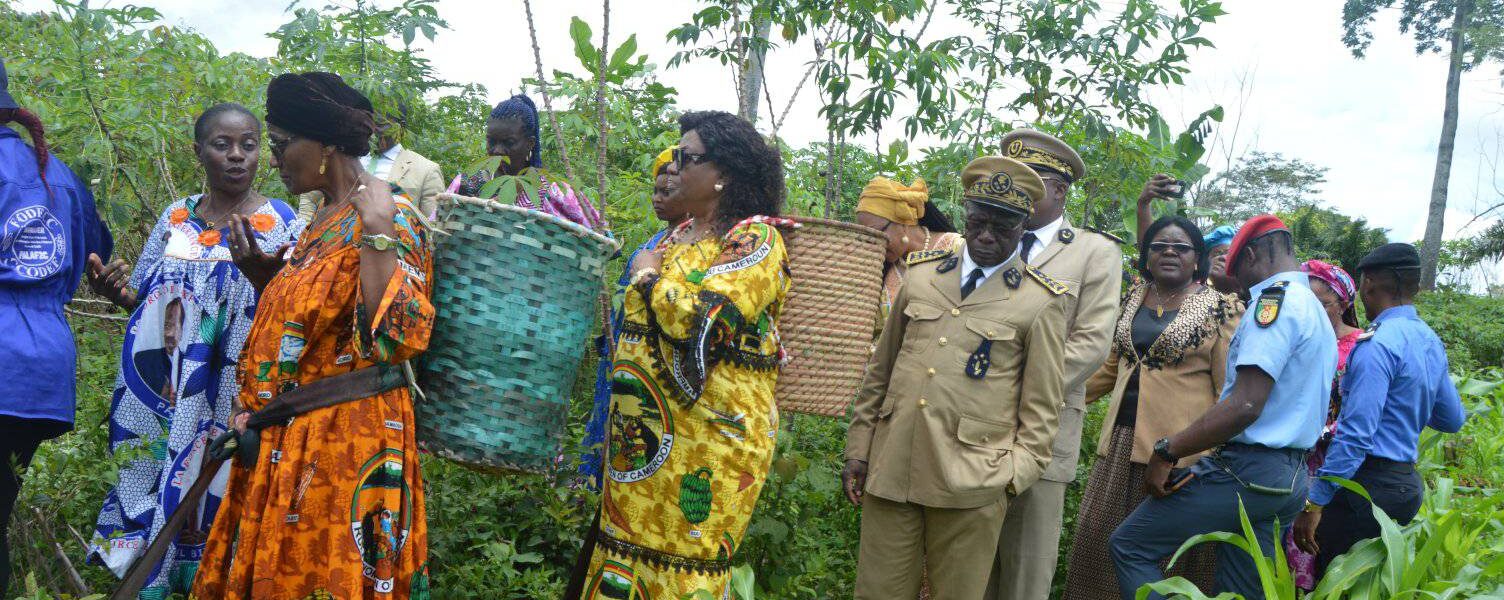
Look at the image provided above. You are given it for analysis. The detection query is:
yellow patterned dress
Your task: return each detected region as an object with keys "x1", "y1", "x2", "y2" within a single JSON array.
[{"x1": 580, "y1": 217, "x2": 790, "y2": 599}]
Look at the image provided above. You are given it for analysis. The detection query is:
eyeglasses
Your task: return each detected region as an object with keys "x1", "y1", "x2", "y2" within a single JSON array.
[
  {"x1": 672, "y1": 147, "x2": 710, "y2": 167},
  {"x1": 1149, "y1": 242, "x2": 1195, "y2": 255},
  {"x1": 267, "y1": 134, "x2": 300, "y2": 159}
]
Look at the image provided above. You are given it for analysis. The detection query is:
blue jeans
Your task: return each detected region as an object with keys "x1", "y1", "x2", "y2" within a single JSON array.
[{"x1": 1110, "y1": 444, "x2": 1309, "y2": 600}]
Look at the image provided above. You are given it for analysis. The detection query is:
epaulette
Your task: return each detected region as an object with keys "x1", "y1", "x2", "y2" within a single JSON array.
[
  {"x1": 1356, "y1": 321, "x2": 1379, "y2": 342},
  {"x1": 1083, "y1": 225, "x2": 1127, "y2": 246},
  {"x1": 906, "y1": 247, "x2": 955, "y2": 266},
  {"x1": 1025, "y1": 264, "x2": 1069, "y2": 296}
]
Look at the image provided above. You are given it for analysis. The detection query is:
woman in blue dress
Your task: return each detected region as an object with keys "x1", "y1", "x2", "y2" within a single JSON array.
[{"x1": 85, "y1": 104, "x2": 302, "y2": 598}]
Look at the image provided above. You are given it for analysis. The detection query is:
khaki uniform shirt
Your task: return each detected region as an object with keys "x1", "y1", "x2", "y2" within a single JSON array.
[
  {"x1": 1025, "y1": 220, "x2": 1123, "y2": 482},
  {"x1": 845, "y1": 244, "x2": 1071, "y2": 509}
]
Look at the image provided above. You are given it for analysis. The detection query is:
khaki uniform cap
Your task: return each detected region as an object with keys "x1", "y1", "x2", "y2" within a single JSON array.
[
  {"x1": 961, "y1": 156, "x2": 1044, "y2": 217},
  {"x1": 1001, "y1": 129, "x2": 1087, "y2": 182}
]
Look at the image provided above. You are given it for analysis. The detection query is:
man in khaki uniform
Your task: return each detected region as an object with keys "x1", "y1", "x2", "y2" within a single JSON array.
[
  {"x1": 988, "y1": 130, "x2": 1124, "y2": 599},
  {"x1": 297, "y1": 106, "x2": 445, "y2": 221},
  {"x1": 844, "y1": 156, "x2": 1071, "y2": 599}
]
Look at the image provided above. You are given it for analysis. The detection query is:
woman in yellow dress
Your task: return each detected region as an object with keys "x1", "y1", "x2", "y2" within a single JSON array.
[{"x1": 576, "y1": 111, "x2": 789, "y2": 599}]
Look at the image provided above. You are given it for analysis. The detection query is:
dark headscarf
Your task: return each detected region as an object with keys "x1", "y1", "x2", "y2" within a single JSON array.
[
  {"x1": 489, "y1": 94, "x2": 543, "y2": 168},
  {"x1": 265, "y1": 72, "x2": 375, "y2": 157}
]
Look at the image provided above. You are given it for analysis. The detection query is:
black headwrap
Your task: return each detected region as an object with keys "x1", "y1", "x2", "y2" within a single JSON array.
[{"x1": 265, "y1": 72, "x2": 376, "y2": 157}]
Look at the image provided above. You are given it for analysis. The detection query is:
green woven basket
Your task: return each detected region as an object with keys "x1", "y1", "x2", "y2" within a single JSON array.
[{"x1": 417, "y1": 194, "x2": 619, "y2": 474}]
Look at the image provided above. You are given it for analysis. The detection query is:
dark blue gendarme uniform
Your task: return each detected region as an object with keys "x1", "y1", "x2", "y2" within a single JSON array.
[{"x1": 1309, "y1": 243, "x2": 1466, "y2": 572}]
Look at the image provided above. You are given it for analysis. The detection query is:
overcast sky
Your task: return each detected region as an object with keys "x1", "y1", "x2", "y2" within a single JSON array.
[{"x1": 17, "y1": 0, "x2": 1504, "y2": 257}]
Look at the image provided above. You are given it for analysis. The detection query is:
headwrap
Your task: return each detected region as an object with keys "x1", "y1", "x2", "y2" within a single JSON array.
[
  {"x1": 1225, "y1": 214, "x2": 1288, "y2": 276},
  {"x1": 1204, "y1": 225, "x2": 1236, "y2": 250},
  {"x1": 489, "y1": 94, "x2": 543, "y2": 168},
  {"x1": 651, "y1": 147, "x2": 674, "y2": 178},
  {"x1": 264, "y1": 72, "x2": 375, "y2": 157},
  {"x1": 1300, "y1": 259, "x2": 1359, "y2": 327},
  {"x1": 857, "y1": 176, "x2": 930, "y2": 226}
]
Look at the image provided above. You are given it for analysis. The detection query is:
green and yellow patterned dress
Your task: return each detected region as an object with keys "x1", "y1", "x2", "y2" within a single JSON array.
[{"x1": 580, "y1": 217, "x2": 791, "y2": 599}]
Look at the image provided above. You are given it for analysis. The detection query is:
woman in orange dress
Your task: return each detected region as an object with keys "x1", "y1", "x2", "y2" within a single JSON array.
[{"x1": 192, "y1": 72, "x2": 434, "y2": 599}]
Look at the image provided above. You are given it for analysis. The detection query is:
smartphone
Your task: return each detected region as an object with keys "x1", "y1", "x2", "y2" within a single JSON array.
[
  {"x1": 1165, "y1": 179, "x2": 1188, "y2": 199},
  {"x1": 1167, "y1": 467, "x2": 1196, "y2": 493}
]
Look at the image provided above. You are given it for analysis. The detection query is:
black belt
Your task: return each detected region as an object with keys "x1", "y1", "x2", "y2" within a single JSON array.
[
  {"x1": 1221, "y1": 442, "x2": 1309, "y2": 459},
  {"x1": 1360, "y1": 455, "x2": 1416, "y2": 473}
]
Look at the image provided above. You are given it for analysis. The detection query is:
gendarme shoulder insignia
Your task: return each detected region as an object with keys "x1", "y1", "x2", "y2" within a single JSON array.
[
  {"x1": 1356, "y1": 321, "x2": 1379, "y2": 342},
  {"x1": 1254, "y1": 280, "x2": 1288, "y2": 328},
  {"x1": 1083, "y1": 225, "x2": 1127, "y2": 246},
  {"x1": 1025, "y1": 265, "x2": 1068, "y2": 296},
  {"x1": 936, "y1": 256, "x2": 959, "y2": 273},
  {"x1": 906, "y1": 247, "x2": 954, "y2": 266},
  {"x1": 1058, "y1": 228, "x2": 1075, "y2": 244},
  {"x1": 1003, "y1": 268, "x2": 1022, "y2": 289}
]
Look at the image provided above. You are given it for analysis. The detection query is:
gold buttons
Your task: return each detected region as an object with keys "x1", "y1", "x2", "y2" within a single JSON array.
[
  {"x1": 918, "y1": 398, "x2": 928, "y2": 408},
  {"x1": 986, "y1": 330, "x2": 996, "y2": 337},
  {"x1": 926, "y1": 368, "x2": 936, "y2": 376},
  {"x1": 938, "y1": 337, "x2": 948, "y2": 346},
  {"x1": 982, "y1": 435, "x2": 990, "y2": 443},
  {"x1": 951, "y1": 308, "x2": 961, "y2": 316}
]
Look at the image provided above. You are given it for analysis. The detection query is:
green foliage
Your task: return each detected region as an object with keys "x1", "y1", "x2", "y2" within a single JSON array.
[
  {"x1": 1417, "y1": 289, "x2": 1504, "y2": 369},
  {"x1": 1341, "y1": 0, "x2": 1504, "y2": 65},
  {"x1": 1281, "y1": 204, "x2": 1391, "y2": 276},
  {"x1": 1193, "y1": 152, "x2": 1330, "y2": 227}
]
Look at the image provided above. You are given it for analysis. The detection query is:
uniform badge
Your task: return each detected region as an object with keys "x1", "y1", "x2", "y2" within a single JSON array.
[
  {"x1": 1058, "y1": 228, "x2": 1075, "y2": 244},
  {"x1": 1003, "y1": 268, "x2": 1022, "y2": 289},
  {"x1": 1254, "y1": 281, "x2": 1287, "y2": 328},
  {"x1": 966, "y1": 339, "x2": 993, "y2": 379},
  {"x1": 937, "y1": 256, "x2": 959, "y2": 273}
]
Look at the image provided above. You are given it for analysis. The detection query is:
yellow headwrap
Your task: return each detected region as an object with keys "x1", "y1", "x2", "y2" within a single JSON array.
[
  {"x1": 856, "y1": 176, "x2": 929, "y2": 226},
  {"x1": 650, "y1": 147, "x2": 675, "y2": 178}
]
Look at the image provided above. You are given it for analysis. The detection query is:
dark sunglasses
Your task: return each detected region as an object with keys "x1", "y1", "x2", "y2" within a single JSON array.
[
  {"x1": 672, "y1": 147, "x2": 710, "y2": 167},
  {"x1": 1149, "y1": 241, "x2": 1195, "y2": 255},
  {"x1": 267, "y1": 134, "x2": 300, "y2": 159}
]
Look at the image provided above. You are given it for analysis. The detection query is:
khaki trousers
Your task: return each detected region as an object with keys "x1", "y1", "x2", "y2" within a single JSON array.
[
  {"x1": 855, "y1": 494, "x2": 1009, "y2": 600},
  {"x1": 985, "y1": 479, "x2": 1067, "y2": 600}
]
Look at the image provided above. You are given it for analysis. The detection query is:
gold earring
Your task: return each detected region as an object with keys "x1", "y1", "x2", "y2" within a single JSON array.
[{"x1": 319, "y1": 157, "x2": 327, "y2": 175}]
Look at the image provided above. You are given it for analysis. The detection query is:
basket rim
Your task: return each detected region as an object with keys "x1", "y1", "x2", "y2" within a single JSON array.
[
  {"x1": 787, "y1": 215, "x2": 887, "y2": 242},
  {"x1": 439, "y1": 193, "x2": 622, "y2": 251}
]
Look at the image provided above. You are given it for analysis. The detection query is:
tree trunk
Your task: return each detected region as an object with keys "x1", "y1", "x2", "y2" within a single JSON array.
[
  {"x1": 738, "y1": 17, "x2": 772, "y2": 123},
  {"x1": 1421, "y1": 0, "x2": 1471, "y2": 289}
]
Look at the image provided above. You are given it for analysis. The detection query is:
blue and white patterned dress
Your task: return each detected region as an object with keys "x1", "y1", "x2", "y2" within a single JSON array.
[{"x1": 88, "y1": 196, "x2": 301, "y2": 597}]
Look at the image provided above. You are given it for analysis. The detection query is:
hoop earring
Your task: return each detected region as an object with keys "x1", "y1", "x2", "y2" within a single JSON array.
[
  {"x1": 714, "y1": 182, "x2": 725, "y2": 192},
  {"x1": 319, "y1": 157, "x2": 327, "y2": 176}
]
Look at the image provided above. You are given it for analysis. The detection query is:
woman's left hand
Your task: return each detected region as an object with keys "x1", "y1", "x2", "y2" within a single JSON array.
[
  {"x1": 631, "y1": 247, "x2": 664, "y2": 275},
  {"x1": 228, "y1": 214, "x2": 291, "y2": 292}
]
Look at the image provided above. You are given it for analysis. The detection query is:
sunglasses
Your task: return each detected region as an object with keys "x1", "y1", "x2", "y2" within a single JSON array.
[
  {"x1": 672, "y1": 147, "x2": 710, "y2": 167},
  {"x1": 1149, "y1": 241, "x2": 1195, "y2": 255},
  {"x1": 267, "y1": 133, "x2": 300, "y2": 159}
]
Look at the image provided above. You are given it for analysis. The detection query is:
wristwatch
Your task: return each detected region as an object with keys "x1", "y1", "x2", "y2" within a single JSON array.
[
  {"x1": 1153, "y1": 437, "x2": 1178, "y2": 463},
  {"x1": 358, "y1": 233, "x2": 401, "y2": 252},
  {"x1": 1303, "y1": 500, "x2": 1324, "y2": 513}
]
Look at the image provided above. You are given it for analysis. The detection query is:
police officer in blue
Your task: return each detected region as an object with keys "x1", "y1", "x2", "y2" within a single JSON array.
[
  {"x1": 1110, "y1": 215, "x2": 1337, "y2": 600},
  {"x1": 1291, "y1": 242, "x2": 1467, "y2": 573}
]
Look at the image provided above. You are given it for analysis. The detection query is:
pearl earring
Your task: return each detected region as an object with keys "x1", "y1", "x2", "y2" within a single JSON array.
[
  {"x1": 319, "y1": 157, "x2": 327, "y2": 175},
  {"x1": 901, "y1": 236, "x2": 910, "y2": 244},
  {"x1": 714, "y1": 182, "x2": 725, "y2": 192}
]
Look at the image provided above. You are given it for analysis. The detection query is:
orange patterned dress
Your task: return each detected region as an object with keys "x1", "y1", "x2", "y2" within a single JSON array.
[{"x1": 191, "y1": 194, "x2": 434, "y2": 599}]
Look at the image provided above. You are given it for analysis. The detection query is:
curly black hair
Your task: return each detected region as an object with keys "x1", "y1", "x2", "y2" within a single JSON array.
[
  {"x1": 679, "y1": 111, "x2": 784, "y2": 233},
  {"x1": 1138, "y1": 216, "x2": 1209, "y2": 282}
]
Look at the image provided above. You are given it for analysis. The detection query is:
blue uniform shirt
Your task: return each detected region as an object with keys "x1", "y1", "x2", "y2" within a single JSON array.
[
  {"x1": 1309, "y1": 305, "x2": 1467, "y2": 505},
  {"x1": 1222, "y1": 271, "x2": 1337, "y2": 449},
  {"x1": 0, "y1": 126, "x2": 112, "y2": 426}
]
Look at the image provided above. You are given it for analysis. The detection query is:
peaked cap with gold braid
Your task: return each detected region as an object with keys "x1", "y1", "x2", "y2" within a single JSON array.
[
  {"x1": 960, "y1": 156, "x2": 1044, "y2": 217},
  {"x1": 1001, "y1": 129, "x2": 1086, "y2": 183}
]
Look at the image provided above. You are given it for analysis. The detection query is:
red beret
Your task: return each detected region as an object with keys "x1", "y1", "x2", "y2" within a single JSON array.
[{"x1": 1225, "y1": 214, "x2": 1288, "y2": 276}]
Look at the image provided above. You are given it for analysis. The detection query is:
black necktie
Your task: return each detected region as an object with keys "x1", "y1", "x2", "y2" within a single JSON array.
[
  {"x1": 1021, "y1": 232, "x2": 1039, "y2": 263},
  {"x1": 961, "y1": 268, "x2": 985, "y2": 299}
]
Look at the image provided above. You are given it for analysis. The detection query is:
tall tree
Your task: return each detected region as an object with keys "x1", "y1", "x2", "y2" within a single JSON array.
[
  {"x1": 1193, "y1": 151, "x2": 1328, "y2": 225},
  {"x1": 1342, "y1": 0, "x2": 1504, "y2": 288}
]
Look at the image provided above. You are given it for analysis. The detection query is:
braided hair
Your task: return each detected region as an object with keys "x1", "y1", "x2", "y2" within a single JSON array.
[
  {"x1": 0, "y1": 108, "x2": 50, "y2": 189},
  {"x1": 488, "y1": 94, "x2": 542, "y2": 168}
]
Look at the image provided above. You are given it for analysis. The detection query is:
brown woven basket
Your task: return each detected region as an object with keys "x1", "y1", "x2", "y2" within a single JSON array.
[{"x1": 775, "y1": 216, "x2": 887, "y2": 417}]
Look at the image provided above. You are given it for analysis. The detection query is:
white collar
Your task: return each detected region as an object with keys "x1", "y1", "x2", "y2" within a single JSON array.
[
  {"x1": 382, "y1": 143, "x2": 404, "y2": 161},
  {"x1": 960, "y1": 243, "x2": 1017, "y2": 283},
  {"x1": 1025, "y1": 215, "x2": 1064, "y2": 253}
]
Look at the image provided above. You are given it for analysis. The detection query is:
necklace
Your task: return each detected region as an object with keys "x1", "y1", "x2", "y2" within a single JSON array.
[
  {"x1": 194, "y1": 192, "x2": 257, "y2": 229},
  {"x1": 1148, "y1": 281, "x2": 1194, "y2": 318}
]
